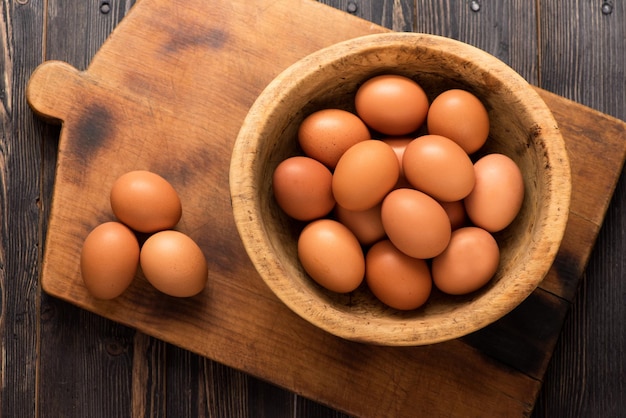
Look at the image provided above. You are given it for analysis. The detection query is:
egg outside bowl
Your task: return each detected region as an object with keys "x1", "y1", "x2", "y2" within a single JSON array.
[{"x1": 229, "y1": 32, "x2": 571, "y2": 346}]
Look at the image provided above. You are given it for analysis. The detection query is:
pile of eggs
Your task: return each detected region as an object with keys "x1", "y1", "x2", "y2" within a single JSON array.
[
  {"x1": 80, "y1": 170, "x2": 208, "y2": 299},
  {"x1": 272, "y1": 74, "x2": 524, "y2": 311}
]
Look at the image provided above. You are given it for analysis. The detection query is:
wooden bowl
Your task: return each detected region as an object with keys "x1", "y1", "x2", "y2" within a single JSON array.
[{"x1": 229, "y1": 32, "x2": 571, "y2": 346}]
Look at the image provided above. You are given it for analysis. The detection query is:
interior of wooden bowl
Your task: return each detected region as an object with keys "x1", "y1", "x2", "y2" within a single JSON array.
[{"x1": 230, "y1": 32, "x2": 571, "y2": 346}]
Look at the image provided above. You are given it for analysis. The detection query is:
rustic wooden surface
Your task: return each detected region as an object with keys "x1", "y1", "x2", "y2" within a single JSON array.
[{"x1": 1, "y1": 0, "x2": 625, "y2": 417}]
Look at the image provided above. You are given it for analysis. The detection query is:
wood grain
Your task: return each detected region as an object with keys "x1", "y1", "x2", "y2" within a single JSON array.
[
  {"x1": 415, "y1": 0, "x2": 538, "y2": 85},
  {"x1": 320, "y1": 0, "x2": 414, "y2": 31},
  {"x1": 0, "y1": 0, "x2": 623, "y2": 417},
  {"x1": 24, "y1": 0, "x2": 625, "y2": 417},
  {"x1": 0, "y1": 1, "x2": 44, "y2": 417}
]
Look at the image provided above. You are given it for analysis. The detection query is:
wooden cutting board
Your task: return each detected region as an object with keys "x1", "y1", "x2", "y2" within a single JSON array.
[{"x1": 26, "y1": 0, "x2": 626, "y2": 416}]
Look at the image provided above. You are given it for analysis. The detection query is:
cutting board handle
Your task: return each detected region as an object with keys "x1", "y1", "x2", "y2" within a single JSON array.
[{"x1": 26, "y1": 61, "x2": 84, "y2": 124}]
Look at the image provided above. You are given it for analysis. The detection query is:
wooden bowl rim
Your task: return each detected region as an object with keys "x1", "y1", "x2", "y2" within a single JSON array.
[{"x1": 230, "y1": 32, "x2": 571, "y2": 346}]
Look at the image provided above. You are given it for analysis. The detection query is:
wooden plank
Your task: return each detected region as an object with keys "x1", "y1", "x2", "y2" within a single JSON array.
[
  {"x1": 131, "y1": 332, "x2": 167, "y2": 417},
  {"x1": 38, "y1": 299, "x2": 136, "y2": 417},
  {"x1": 0, "y1": 1, "x2": 44, "y2": 417},
  {"x1": 415, "y1": 0, "x2": 538, "y2": 84},
  {"x1": 533, "y1": 1, "x2": 626, "y2": 416},
  {"x1": 242, "y1": 371, "x2": 295, "y2": 418},
  {"x1": 320, "y1": 0, "x2": 415, "y2": 31},
  {"x1": 538, "y1": 0, "x2": 625, "y2": 119}
]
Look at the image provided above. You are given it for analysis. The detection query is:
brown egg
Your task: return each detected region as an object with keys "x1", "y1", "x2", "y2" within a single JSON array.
[
  {"x1": 402, "y1": 135, "x2": 475, "y2": 202},
  {"x1": 426, "y1": 89, "x2": 490, "y2": 154},
  {"x1": 140, "y1": 230, "x2": 208, "y2": 297},
  {"x1": 298, "y1": 109, "x2": 371, "y2": 168},
  {"x1": 272, "y1": 156, "x2": 335, "y2": 221},
  {"x1": 381, "y1": 188, "x2": 451, "y2": 259},
  {"x1": 355, "y1": 74, "x2": 429, "y2": 136},
  {"x1": 365, "y1": 240, "x2": 432, "y2": 310},
  {"x1": 464, "y1": 153, "x2": 524, "y2": 232},
  {"x1": 382, "y1": 137, "x2": 414, "y2": 188},
  {"x1": 297, "y1": 219, "x2": 365, "y2": 293},
  {"x1": 332, "y1": 140, "x2": 399, "y2": 211},
  {"x1": 80, "y1": 221, "x2": 140, "y2": 300},
  {"x1": 335, "y1": 203, "x2": 386, "y2": 246},
  {"x1": 431, "y1": 227, "x2": 500, "y2": 295},
  {"x1": 110, "y1": 170, "x2": 182, "y2": 233},
  {"x1": 439, "y1": 200, "x2": 468, "y2": 230}
]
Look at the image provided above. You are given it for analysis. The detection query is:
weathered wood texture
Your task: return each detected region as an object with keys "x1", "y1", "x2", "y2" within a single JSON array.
[
  {"x1": 533, "y1": 4, "x2": 626, "y2": 418},
  {"x1": 1, "y1": 1, "x2": 45, "y2": 418},
  {"x1": 0, "y1": 0, "x2": 624, "y2": 417}
]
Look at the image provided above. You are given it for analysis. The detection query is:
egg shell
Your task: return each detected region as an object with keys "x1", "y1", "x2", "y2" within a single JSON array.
[
  {"x1": 365, "y1": 240, "x2": 432, "y2": 310},
  {"x1": 332, "y1": 140, "x2": 399, "y2": 211},
  {"x1": 335, "y1": 203, "x2": 386, "y2": 246},
  {"x1": 80, "y1": 221, "x2": 140, "y2": 300},
  {"x1": 402, "y1": 134, "x2": 475, "y2": 202},
  {"x1": 439, "y1": 200, "x2": 468, "y2": 230},
  {"x1": 140, "y1": 230, "x2": 208, "y2": 297},
  {"x1": 381, "y1": 188, "x2": 451, "y2": 259},
  {"x1": 272, "y1": 156, "x2": 335, "y2": 221},
  {"x1": 297, "y1": 219, "x2": 365, "y2": 293},
  {"x1": 297, "y1": 108, "x2": 371, "y2": 169},
  {"x1": 464, "y1": 153, "x2": 525, "y2": 232},
  {"x1": 355, "y1": 74, "x2": 429, "y2": 136},
  {"x1": 431, "y1": 226, "x2": 500, "y2": 295},
  {"x1": 382, "y1": 137, "x2": 414, "y2": 188},
  {"x1": 426, "y1": 89, "x2": 490, "y2": 154},
  {"x1": 110, "y1": 170, "x2": 182, "y2": 233}
]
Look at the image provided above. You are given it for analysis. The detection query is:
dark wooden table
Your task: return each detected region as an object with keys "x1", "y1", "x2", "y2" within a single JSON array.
[{"x1": 2, "y1": 0, "x2": 624, "y2": 417}]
